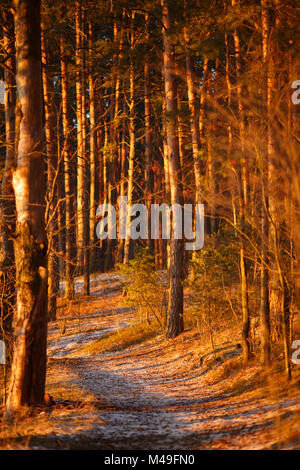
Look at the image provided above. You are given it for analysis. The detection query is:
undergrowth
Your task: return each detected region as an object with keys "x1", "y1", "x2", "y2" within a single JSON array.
[{"x1": 80, "y1": 320, "x2": 160, "y2": 355}]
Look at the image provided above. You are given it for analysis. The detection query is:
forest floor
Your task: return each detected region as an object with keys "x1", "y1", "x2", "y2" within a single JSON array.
[{"x1": 0, "y1": 272, "x2": 300, "y2": 450}]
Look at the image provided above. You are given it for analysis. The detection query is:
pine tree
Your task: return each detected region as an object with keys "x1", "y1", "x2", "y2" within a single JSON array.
[{"x1": 6, "y1": 0, "x2": 48, "y2": 414}]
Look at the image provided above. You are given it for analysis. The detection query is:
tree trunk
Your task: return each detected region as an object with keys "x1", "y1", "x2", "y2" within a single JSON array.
[
  {"x1": 41, "y1": 21, "x2": 58, "y2": 322},
  {"x1": 0, "y1": 8, "x2": 16, "y2": 365},
  {"x1": 184, "y1": 28, "x2": 202, "y2": 205},
  {"x1": 60, "y1": 35, "x2": 76, "y2": 300},
  {"x1": 161, "y1": 59, "x2": 171, "y2": 272},
  {"x1": 81, "y1": 6, "x2": 90, "y2": 295},
  {"x1": 123, "y1": 12, "x2": 136, "y2": 265},
  {"x1": 262, "y1": 0, "x2": 291, "y2": 378},
  {"x1": 6, "y1": 0, "x2": 48, "y2": 415},
  {"x1": 88, "y1": 21, "x2": 97, "y2": 274},
  {"x1": 232, "y1": 0, "x2": 250, "y2": 364},
  {"x1": 117, "y1": 101, "x2": 127, "y2": 263},
  {"x1": 225, "y1": 33, "x2": 238, "y2": 235},
  {"x1": 161, "y1": 0, "x2": 184, "y2": 339},
  {"x1": 75, "y1": 0, "x2": 84, "y2": 276},
  {"x1": 144, "y1": 13, "x2": 154, "y2": 254},
  {"x1": 260, "y1": 0, "x2": 271, "y2": 365}
]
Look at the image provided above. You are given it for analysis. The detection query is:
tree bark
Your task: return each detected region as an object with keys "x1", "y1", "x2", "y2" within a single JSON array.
[
  {"x1": 260, "y1": 0, "x2": 271, "y2": 365},
  {"x1": 6, "y1": 0, "x2": 47, "y2": 415},
  {"x1": 144, "y1": 13, "x2": 154, "y2": 254},
  {"x1": 123, "y1": 12, "x2": 136, "y2": 265},
  {"x1": 88, "y1": 20, "x2": 97, "y2": 273},
  {"x1": 161, "y1": 0, "x2": 184, "y2": 339},
  {"x1": 232, "y1": 0, "x2": 250, "y2": 364},
  {"x1": 184, "y1": 28, "x2": 202, "y2": 205},
  {"x1": 117, "y1": 100, "x2": 127, "y2": 263},
  {"x1": 0, "y1": 8, "x2": 16, "y2": 365},
  {"x1": 81, "y1": 6, "x2": 90, "y2": 295},
  {"x1": 41, "y1": 21, "x2": 58, "y2": 321},
  {"x1": 60, "y1": 35, "x2": 76, "y2": 300},
  {"x1": 75, "y1": 0, "x2": 84, "y2": 276}
]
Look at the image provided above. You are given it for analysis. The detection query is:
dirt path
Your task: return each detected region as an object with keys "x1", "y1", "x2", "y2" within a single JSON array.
[
  {"x1": 1, "y1": 273, "x2": 299, "y2": 450},
  {"x1": 45, "y1": 344, "x2": 300, "y2": 450}
]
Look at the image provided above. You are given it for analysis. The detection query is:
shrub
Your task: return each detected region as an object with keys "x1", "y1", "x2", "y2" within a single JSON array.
[
  {"x1": 118, "y1": 246, "x2": 167, "y2": 332},
  {"x1": 186, "y1": 222, "x2": 240, "y2": 345}
]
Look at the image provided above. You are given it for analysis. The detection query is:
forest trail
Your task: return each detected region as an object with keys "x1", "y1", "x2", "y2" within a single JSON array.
[{"x1": 1, "y1": 273, "x2": 300, "y2": 450}]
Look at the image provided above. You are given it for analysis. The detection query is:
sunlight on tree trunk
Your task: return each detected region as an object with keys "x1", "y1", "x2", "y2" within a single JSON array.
[{"x1": 6, "y1": 0, "x2": 47, "y2": 415}]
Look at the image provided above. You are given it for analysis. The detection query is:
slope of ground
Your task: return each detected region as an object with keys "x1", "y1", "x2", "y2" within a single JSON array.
[{"x1": 0, "y1": 272, "x2": 299, "y2": 450}]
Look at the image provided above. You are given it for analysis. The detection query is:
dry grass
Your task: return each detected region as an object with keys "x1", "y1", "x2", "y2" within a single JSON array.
[{"x1": 79, "y1": 320, "x2": 160, "y2": 355}]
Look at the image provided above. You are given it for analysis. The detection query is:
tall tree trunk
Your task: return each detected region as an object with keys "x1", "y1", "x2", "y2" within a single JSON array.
[
  {"x1": 56, "y1": 144, "x2": 65, "y2": 281},
  {"x1": 81, "y1": 6, "x2": 90, "y2": 295},
  {"x1": 184, "y1": 28, "x2": 201, "y2": 205},
  {"x1": 6, "y1": 0, "x2": 47, "y2": 414},
  {"x1": 161, "y1": 64, "x2": 170, "y2": 272},
  {"x1": 225, "y1": 33, "x2": 238, "y2": 234},
  {"x1": 88, "y1": 21, "x2": 97, "y2": 274},
  {"x1": 161, "y1": 66, "x2": 170, "y2": 200},
  {"x1": 41, "y1": 22, "x2": 58, "y2": 322},
  {"x1": 103, "y1": 10, "x2": 122, "y2": 271},
  {"x1": 117, "y1": 100, "x2": 127, "y2": 263},
  {"x1": 113, "y1": 13, "x2": 124, "y2": 266},
  {"x1": 103, "y1": 115, "x2": 115, "y2": 271},
  {"x1": 75, "y1": 1, "x2": 84, "y2": 277},
  {"x1": 123, "y1": 12, "x2": 136, "y2": 265},
  {"x1": 232, "y1": 0, "x2": 250, "y2": 364},
  {"x1": 103, "y1": 122, "x2": 114, "y2": 271},
  {"x1": 260, "y1": 0, "x2": 271, "y2": 365},
  {"x1": 262, "y1": 0, "x2": 291, "y2": 379},
  {"x1": 176, "y1": 79, "x2": 185, "y2": 174},
  {"x1": 144, "y1": 13, "x2": 154, "y2": 254},
  {"x1": 60, "y1": 35, "x2": 76, "y2": 300},
  {"x1": 0, "y1": 8, "x2": 16, "y2": 365},
  {"x1": 81, "y1": 7, "x2": 90, "y2": 295},
  {"x1": 161, "y1": 0, "x2": 184, "y2": 339}
]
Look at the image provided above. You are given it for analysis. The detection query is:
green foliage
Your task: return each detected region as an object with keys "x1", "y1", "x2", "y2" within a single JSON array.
[
  {"x1": 118, "y1": 246, "x2": 166, "y2": 331},
  {"x1": 190, "y1": 222, "x2": 239, "y2": 285},
  {"x1": 186, "y1": 223, "x2": 240, "y2": 337}
]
